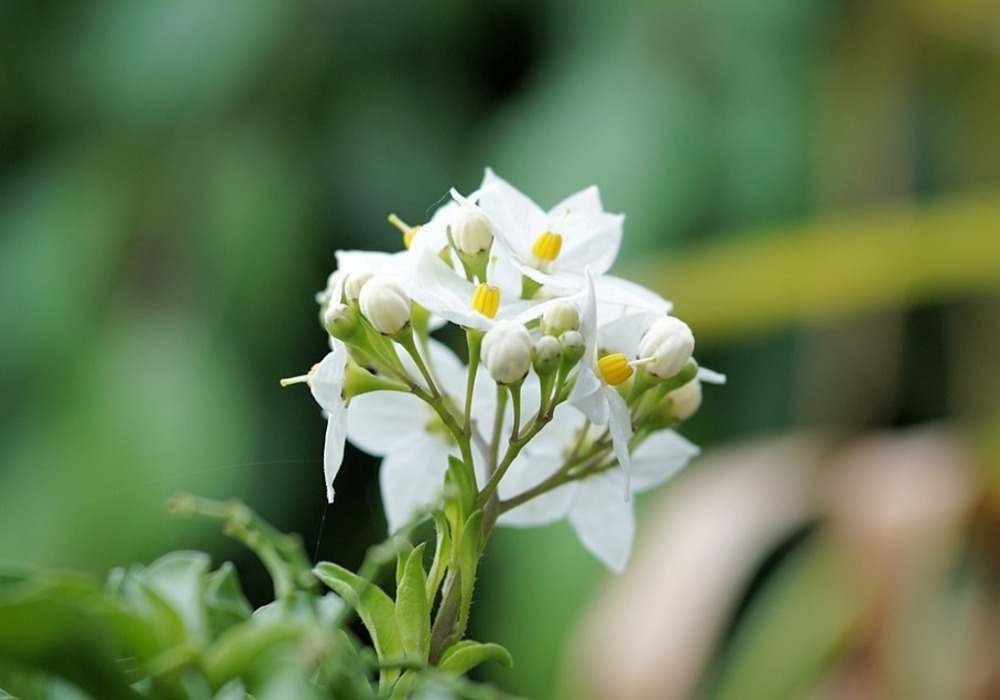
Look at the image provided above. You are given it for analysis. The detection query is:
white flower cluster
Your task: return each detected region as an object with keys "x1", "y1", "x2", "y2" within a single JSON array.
[{"x1": 286, "y1": 168, "x2": 724, "y2": 572}]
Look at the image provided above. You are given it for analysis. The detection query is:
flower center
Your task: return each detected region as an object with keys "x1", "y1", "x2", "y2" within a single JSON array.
[
  {"x1": 530, "y1": 231, "x2": 562, "y2": 264},
  {"x1": 597, "y1": 353, "x2": 632, "y2": 386},
  {"x1": 471, "y1": 283, "x2": 500, "y2": 319}
]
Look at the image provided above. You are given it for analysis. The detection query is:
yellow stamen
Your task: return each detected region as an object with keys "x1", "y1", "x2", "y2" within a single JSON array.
[
  {"x1": 531, "y1": 231, "x2": 563, "y2": 262},
  {"x1": 388, "y1": 213, "x2": 421, "y2": 249},
  {"x1": 471, "y1": 283, "x2": 500, "y2": 319},
  {"x1": 598, "y1": 353, "x2": 633, "y2": 386}
]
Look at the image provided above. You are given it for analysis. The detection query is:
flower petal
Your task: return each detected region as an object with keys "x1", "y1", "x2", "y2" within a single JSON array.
[
  {"x1": 630, "y1": 430, "x2": 699, "y2": 493},
  {"x1": 568, "y1": 367, "x2": 609, "y2": 426},
  {"x1": 322, "y1": 403, "x2": 347, "y2": 503},
  {"x1": 605, "y1": 387, "x2": 634, "y2": 490},
  {"x1": 308, "y1": 343, "x2": 347, "y2": 415},
  {"x1": 550, "y1": 185, "x2": 604, "y2": 219},
  {"x1": 409, "y1": 250, "x2": 490, "y2": 330},
  {"x1": 500, "y1": 481, "x2": 576, "y2": 528},
  {"x1": 568, "y1": 470, "x2": 635, "y2": 573},
  {"x1": 552, "y1": 212, "x2": 622, "y2": 277},
  {"x1": 379, "y1": 432, "x2": 453, "y2": 533},
  {"x1": 595, "y1": 275, "x2": 672, "y2": 317},
  {"x1": 497, "y1": 451, "x2": 573, "y2": 527},
  {"x1": 478, "y1": 168, "x2": 547, "y2": 257},
  {"x1": 346, "y1": 391, "x2": 428, "y2": 457},
  {"x1": 597, "y1": 311, "x2": 661, "y2": 357}
]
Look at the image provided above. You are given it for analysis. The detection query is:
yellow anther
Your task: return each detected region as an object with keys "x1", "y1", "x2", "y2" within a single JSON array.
[
  {"x1": 388, "y1": 213, "x2": 421, "y2": 249},
  {"x1": 598, "y1": 353, "x2": 633, "y2": 386},
  {"x1": 471, "y1": 283, "x2": 500, "y2": 319},
  {"x1": 530, "y1": 231, "x2": 563, "y2": 262}
]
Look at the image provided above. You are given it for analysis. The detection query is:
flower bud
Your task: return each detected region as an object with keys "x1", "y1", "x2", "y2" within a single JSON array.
[
  {"x1": 560, "y1": 330, "x2": 585, "y2": 367},
  {"x1": 452, "y1": 208, "x2": 493, "y2": 255},
  {"x1": 344, "y1": 272, "x2": 373, "y2": 301},
  {"x1": 532, "y1": 335, "x2": 561, "y2": 375},
  {"x1": 542, "y1": 300, "x2": 580, "y2": 336},
  {"x1": 667, "y1": 378, "x2": 702, "y2": 421},
  {"x1": 482, "y1": 321, "x2": 532, "y2": 384},
  {"x1": 637, "y1": 316, "x2": 695, "y2": 379},
  {"x1": 359, "y1": 275, "x2": 411, "y2": 335},
  {"x1": 323, "y1": 303, "x2": 359, "y2": 340}
]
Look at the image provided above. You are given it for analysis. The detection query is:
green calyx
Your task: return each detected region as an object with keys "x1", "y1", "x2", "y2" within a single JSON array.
[{"x1": 343, "y1": 358, "x2": 410, "y2": 399}]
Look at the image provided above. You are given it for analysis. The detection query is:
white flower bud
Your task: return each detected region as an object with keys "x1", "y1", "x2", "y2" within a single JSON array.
[
  {"x1": 344, "y1": 272, "x2": 373, "y2": 301},
  {"x1": 323, "y1": 303, "x2": 359, "y2": 339},
  {"x1": 482, "y1": 321, "x2": 532, "y2": 384},
  {"x1": 542, "y1": 300, "x2": 580, "y2": 336},
  {"x1": 637, "y1": 316, "x2": 695, "y2": 379},
  {"x1": 667, "y1": 378, "x2": 702, "y2": 421},
  {"x1": 560, "y1": 330, "x2": 585, "y2": 366},
  {"x1": 532, "y1": 335, "x2": 561, "y2": 375},
  {"x1": 452, "y1": 207, "x2": 493, "y2": 255},
  {"x1": 359, "y1": 275, "x2": 411, "y2": 335}
]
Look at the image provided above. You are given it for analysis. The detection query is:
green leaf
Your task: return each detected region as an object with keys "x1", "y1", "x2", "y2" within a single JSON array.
[
  {"x1": 438, "y1": 640, "x2": 514, "y2": 676},
  {"x1": 395, "y1": 544, "x2": 430, "y2": 662},
  {"x1": 394, "y1": 540, "x2": 414, "y2": 592},
  {"x1": 141, "y1": 551, "x2": 212, "y2": 644},
  {"x1": 446, "y1": 456, "x2": 477, "y2": 520},
  {"x1": 312, "y1": 562, "x2": 403, "y2": 685},
  {"x1": 426, "y1": 511, "x2": 452, "y2": 607},
  {"x1": 201, "y1": 620, "x2": 304, "y2": 690},
  {"x1": 204, "y1": 562, "x2": 252, "y2": 638},
  {"x1": 455, "y1": 510, "x2": 483, "y2": 636}
]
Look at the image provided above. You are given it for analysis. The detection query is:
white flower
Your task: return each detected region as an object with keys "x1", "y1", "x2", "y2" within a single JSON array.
[
  {"x1": 477, "y1": 169, "x2": 623, "y2": 289},
  {"x1": 482, "y1": 321, "x2": 532, "y2": 385},
  {"x1": 343, "y1": 272, "x2": 374, "y2": 301},
  {"x1": 283, "y1": 341, "x2": 349, "y2": 504},
  {"x1": 346, "y1": 340, "x2": 494, "y2": 532},
  {"x1": 636, "y1": 316, "x2": 695, "y2": 379},
  {"x1": 409, "y1": 248, "x2": 545, "y2": 332},
  {"x1": 358, "y1": 275, "x2": 411, "y2": 334},
  {"x1": 498, "y1": 405, "x2": 700, "y2": 572},
  {"x1": 567, "y1": 273, "x2": 639, "y2": 483}
]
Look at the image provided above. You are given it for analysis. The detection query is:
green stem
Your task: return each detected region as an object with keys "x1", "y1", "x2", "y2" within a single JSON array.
[
  {"x1": 463, "y1": 329, "x2": 483, "y2": 433},
  {"x1": 488, "y1": 385, "x2": 508, "y2": 472},
  {"x1": 397, "y1": 329, "x2": 440, "y2": 398}
]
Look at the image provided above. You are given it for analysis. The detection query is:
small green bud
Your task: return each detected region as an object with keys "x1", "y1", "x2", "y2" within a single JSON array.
[
  {"x1": 560, "y1": 330, "x2": 585, "y2": 367},
  {"x1": 323, "y1": 303, "x2": 359, "y2": 340},
  {"x1": 532, "y1": 335, "x2": 561, "y2": 375}
]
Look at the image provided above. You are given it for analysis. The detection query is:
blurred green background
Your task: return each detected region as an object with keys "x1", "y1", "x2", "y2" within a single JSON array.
[{"x1": 2, "y1": 1, "x2": 999, "y2": 698}]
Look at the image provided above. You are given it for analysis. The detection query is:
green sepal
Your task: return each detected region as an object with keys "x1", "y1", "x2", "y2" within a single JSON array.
[
  {"x1": 312, "y1": 563, "x2": 403, "y2": 686},
  {"x1": 438, "y1": 640, "x2": 513, "y2": 676},
  {"x1": 343, "y1": 358, "x2": 410, "y2": 399},
  {"x1": 395, "y1": 544, "x2": 430, "y2": 662}
]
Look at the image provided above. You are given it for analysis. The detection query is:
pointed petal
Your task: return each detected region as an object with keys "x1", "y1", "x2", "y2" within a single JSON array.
[
  {"x1": 605, "y1": 388, "x2": 634, "y2": 491},
  {"x1": 346, "y1": 391, "x2": 427, "y2": 456},
  {"x1": 500, "y1": 482, "x2": 576, "y2": 528},
  {"x1": 308, "y1": 343, "x2": 347, "y2": 415},
  {"x1": 323, "y1": 404, "x2": 348, "y2": 503},
  {"x1": 597, "y1": 311, "x2": 661, "y2": 357},
  {"x1": 379, "y1": 432, "x2": 452, "y2": 533},
  {"x1": 553, "y1": 212, "x2": 623, "y2": 277},
  {"x1": 568, "y1": 470, "x2": 635, "y2": 573},
  {"x1": 630, "y1": 430, "x2": 700, "y2": 493},
  {"x1": 581, "y1": 270, "x2": 599, "y2": 366},
  {"x1": 497, "y1": 450, "x2": 572, "y2": 527},
  {"x1": 568, "y1": 367, "x2": 609, "y2": 426},
  {"x1": 550, "y1": 185, "x2": 604, "y2": 219},
  {"x1": 409, "y1": 250, "x2": 491, "y2": 330},
  {"x1": 595, "y1": 275, "x2": 672, "y2": 317},
  {"x1": 478, "y1": 169, "x2": 547, "y2": 257}
]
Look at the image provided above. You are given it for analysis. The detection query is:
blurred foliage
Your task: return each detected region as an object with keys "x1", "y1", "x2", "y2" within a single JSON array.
[{"x1": 2, "y1": 0, "x2": 1000, "y2": 698}]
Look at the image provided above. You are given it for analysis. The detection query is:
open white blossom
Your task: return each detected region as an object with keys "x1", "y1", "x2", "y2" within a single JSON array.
[{"x1": 497, "y1": 404, "x2": 700, "y2": 571}]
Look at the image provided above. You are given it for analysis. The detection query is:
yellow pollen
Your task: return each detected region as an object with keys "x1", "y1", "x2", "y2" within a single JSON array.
[
  {"x1": 471, "y1": 283, "x2": 500, "y2": 319},
  {"x1": 598, "y1": 353, "x2": 633, "y2": 386},
  {"x1": 531, "y1": 231, "x2": 563, "y2": 262}
]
